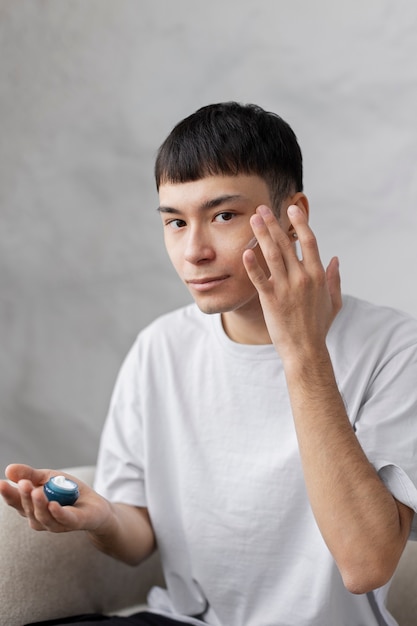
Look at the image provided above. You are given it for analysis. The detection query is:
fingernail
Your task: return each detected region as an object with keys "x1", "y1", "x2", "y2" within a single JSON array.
[
  {"x1": 257, "y1": 205, "x2": 272, "y2": 217},
  {"x1": 251, "y1": 214, "x2": 263, "y2": 227},
  {"x1": 287, "y1": 204, "x2": 300, "y2": 216}
]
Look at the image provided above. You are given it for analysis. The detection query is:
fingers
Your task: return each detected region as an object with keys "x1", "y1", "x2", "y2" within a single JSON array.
[
  {"x1": 1, "y1": 464, "x2": 105, "y2": 535},
  {"x1": 30, "y1": 486, "x2": 71, "y2": 530},
  {"x1": 0, "y1": 465, "x2": 43, "y2": 519},
  {"x1": 247, "y1": 203, "x2": 328, "y2": 277},
  {"x1": 242, "y1": 241, "x2": 269, "y2": 289},
  {"x1": 326, "y1": 256, "x2": 343, "y2": 314},
  {"x1": 244, "y1": 203, "x2": 321, "y2": 290},
  {"x1": 286, "y1": 204, "x2": 323, "y2": 271},
  {"x1": 19, "y1": 480, "x2": 83, "y2": 532},
  {"x1": 0, "y1": 479, "x2": 25, "y2": 513},
  {"x1": 251, "y1": 205, "x2": 297, "y2": 270},
  {"x1": 2, "y1": 464, "x2": 55, "y2": 527},
  {"x1": 0, "y1": 476, "x2": 51, "y2": 530},
  {"x1": 243, "y1": 205, "x2": 294, "y2": 289},
  {"x1": 19, "y1": 481, "x2": 49, "y2": 530},
  {"x1": 5, "y1": 463, "x2": 51, "y2": 486},
  {"x1": 1, "y1": 464, "x2": 84, "y2": 532}
]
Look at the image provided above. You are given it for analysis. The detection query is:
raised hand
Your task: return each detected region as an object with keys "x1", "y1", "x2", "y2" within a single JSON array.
[{"x1": 243, "y1": 203, "x2": 342, "y2": 363}]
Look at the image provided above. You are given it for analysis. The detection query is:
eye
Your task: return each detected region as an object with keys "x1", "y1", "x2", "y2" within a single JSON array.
[
  {"x1": 166, "y1": 219, "x2": 186, "y2": 230},
  {"x1": 214, "y1": 212, "x2": 235, "y2": 223}
]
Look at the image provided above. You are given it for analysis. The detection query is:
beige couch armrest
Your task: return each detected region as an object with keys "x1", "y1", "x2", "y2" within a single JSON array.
[{"x1": 0, "y1": 466, "x2": 164, "y2": 626}]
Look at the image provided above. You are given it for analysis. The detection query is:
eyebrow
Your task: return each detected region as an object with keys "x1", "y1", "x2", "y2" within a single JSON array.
[{"x1": 157, "y1": 194, "x2": 245, "y2": 214}]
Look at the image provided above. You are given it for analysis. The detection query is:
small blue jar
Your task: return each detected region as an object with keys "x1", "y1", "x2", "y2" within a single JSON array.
[{"x1": 43, "y1": 475, "x2": 79, "y2": 506}]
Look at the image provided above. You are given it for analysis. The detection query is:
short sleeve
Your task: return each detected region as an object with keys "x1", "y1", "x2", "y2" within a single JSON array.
[
  {"x1": 353, "y1": 343, "x2": 417, "y2": 539},
  {"x1": 94, "y1": 337, "x2": 147, "y2": 507}
]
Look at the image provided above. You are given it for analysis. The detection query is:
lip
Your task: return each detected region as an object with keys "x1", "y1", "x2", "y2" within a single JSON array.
[{"x1": 186, "y1": 276, "x2": 229, "y2": 292}]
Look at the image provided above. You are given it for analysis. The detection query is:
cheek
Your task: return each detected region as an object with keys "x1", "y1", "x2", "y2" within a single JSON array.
[
  {"x1": 163, "y1": 233, "x2": 180, "y2": 260},
  {"x1": 163, "y1": 243, "x2": 182, "y2": 277},
  {"x1": 168, "y1": 251, "x2": 183, "y2": 276},
  {"x1": 253, "y1": 247, "x2": 270, "y2": 276}
]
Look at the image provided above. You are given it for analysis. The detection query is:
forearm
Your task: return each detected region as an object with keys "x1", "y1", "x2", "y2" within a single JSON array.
[
  {"x1": 87, "y1": 502, "x2": 156, "y2": 566},
  {"x1": 284, "y1": 347, "x2": 410, "y2": 592},
  {"x1": 244, "y1": 203, "x2": 412, "y2": 590}
]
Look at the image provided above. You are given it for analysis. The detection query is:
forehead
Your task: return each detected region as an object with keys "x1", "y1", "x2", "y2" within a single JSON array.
[{"x1": 158, "y1": 174, "x2": 271, "y2": 210}]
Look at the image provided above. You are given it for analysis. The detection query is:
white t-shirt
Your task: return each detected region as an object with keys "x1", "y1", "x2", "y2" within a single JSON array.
[{"x1": 95, "y1": 295, "x2": 417, "y2": 626}]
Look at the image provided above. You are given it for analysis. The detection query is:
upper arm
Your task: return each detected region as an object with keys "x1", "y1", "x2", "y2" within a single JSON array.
[{"x1": 136, "y1": 505, "x2": 157, "y2": 554}]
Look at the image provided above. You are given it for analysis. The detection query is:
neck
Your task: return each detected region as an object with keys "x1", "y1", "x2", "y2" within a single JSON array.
[{"x1": 221, "y1": 307, "x2": 272, "y2": 345}]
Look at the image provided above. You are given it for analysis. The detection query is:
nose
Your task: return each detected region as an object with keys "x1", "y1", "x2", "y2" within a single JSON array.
[{"x1": 184, "y1": 227, "x2": 215, "y2": 264}]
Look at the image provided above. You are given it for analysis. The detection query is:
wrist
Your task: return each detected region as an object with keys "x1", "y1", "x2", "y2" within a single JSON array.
[
  {"x1": 281, "y1": 342, "x2": 332, "y2": 379},
  {"x1": 85, "y1": 497, "x2": 118, "y2": 542}
]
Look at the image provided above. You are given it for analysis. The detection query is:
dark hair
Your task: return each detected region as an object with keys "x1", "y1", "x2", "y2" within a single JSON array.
[{"x1": 154, "y1": 102, "x2": 303, "y2": 214}]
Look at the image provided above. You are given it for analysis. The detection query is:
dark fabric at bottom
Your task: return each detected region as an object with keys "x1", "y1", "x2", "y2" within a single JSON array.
[{"x1": 25, "y1": 611, "x2": 188, "y2": 626}]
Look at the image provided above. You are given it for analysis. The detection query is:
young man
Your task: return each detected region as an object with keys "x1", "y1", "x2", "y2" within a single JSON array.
[{"x1": 1, "y1": 102, "x2": 417, "y2": 626}]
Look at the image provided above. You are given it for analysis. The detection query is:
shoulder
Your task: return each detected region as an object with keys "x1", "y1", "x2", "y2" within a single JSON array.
[
  {"x1": 132, "y1": 303, "x2": 214, "y2": 355},
  {"x1": 113, "y1": 304, "x2": 214, "y2": 386},
  {"x1": 329, "y1": 294, "x2": 417, "y2": 360},
  {"x1": 338, "y1": 295, "x2": 417, "y2": 335}
]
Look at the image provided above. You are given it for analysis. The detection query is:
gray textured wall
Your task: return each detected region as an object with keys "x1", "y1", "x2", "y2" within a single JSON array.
[{"x1": 2, "y1": 0, "x2": 417, "y2": 469}]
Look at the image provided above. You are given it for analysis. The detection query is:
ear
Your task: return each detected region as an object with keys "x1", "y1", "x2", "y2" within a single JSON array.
[
  {"x1": 289, "y1": 192, "x2": 309, "y2": 219},
  {"x1": 281, "y1": 192, "x2": 310, "y2": 237}
]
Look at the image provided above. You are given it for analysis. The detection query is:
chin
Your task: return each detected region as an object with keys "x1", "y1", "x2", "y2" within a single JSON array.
[
  {"x1": 194, "y1": 301, "x2": 229, "y2": 315},
  {"x1": 193, "y1": 293, "x2": 259, "y2": 317}
]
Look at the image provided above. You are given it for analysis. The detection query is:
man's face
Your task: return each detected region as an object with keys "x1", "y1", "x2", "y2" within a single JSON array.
[{"x1": 158, "y1": 174, "x2": 279, "y2": 317}]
